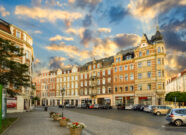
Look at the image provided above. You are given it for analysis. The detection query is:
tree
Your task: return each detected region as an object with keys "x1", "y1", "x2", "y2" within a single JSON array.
[
  {"x1": 0, "y1": 37, "x2": 31, "y2": 96},
  {"x1": 165, "y1": 92, "x2": 186, "y2": 107}
]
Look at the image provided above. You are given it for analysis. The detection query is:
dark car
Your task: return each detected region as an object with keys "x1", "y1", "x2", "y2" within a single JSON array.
[
  {"x1": 117, "y1": 104, "x2": 125, "y2": 110},
  {"x1": 81, "y1": 104, "x2": 89, "y2": 109},
  {"x1": 65, "y1": 104, "x2": 75, "y2": 108},
  {"x1": 101, "y1": 104, "x2": 112, "y2": 109},
  {"x1": 133, "y1": 104, "x2": 142, "y2": 111},
  {"x1": 58, "y1": 104, "x2": 64, "y2": 108}
]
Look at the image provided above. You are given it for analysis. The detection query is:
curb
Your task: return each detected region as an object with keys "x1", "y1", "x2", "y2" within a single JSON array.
[{"x1": 1, "y1": 114, "x2": 21, "y2": 135}]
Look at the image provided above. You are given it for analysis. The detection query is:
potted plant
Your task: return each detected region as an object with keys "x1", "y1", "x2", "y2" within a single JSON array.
[
  {"x1": 67, "y1": 122, "x2": 86, "y2": 135},
  {"x1": 53, "y1": 113, "x2": 61, "y2": 121},
  {"x1": 59, "y1": 117, "x2": 70, "y2": 127},
  {"x1": 49, "y1": 112, "x2": 56, "y2": 118}
]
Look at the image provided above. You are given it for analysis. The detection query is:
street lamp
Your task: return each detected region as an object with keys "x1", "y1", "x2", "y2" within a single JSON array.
[{"x1": 61, "y1": 88, "x2": 65, "y2": 117}]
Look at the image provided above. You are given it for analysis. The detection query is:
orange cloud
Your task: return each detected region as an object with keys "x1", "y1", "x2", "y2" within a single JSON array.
[
  {"x1": 15, "y1": 6, "x2": 82, "y2": 23},
  {"x1": 65, "y1": 27, "x2": 85, "y2": 38},
  {"x1": 98, "y1": 28, "x2": 111, "y2": 33},
  {"x1": 49, "y1": 35, "x2": 74, "y2": 41},
  {"x1": 0, "y1": 6, "x2": 10, "y2": 17}
]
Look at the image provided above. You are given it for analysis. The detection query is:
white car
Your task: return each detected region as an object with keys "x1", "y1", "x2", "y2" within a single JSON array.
[
  {"x1": 125, "y1": 105, "x2": 133, "y2": 110},
  {"x1": 144, "y1": 105, "x2": 153, "y2": 112}
]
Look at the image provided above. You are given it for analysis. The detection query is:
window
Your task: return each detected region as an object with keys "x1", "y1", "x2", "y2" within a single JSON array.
[
  {"x1": 102, "y1": 87, "x2": 105, "y2": 94},
  {"x1": 158, "y1": 70, "x2": 161, "y2": 77},
  {"x1": 71, "y1": 83, "x2": 74, "y2": 88},
  {"x1": 126, "y1": 55, "x2": 131, "y2": 60},
  {"x1": 115, "y1": 76, "x2": 117, "y2": 82},
  {"x1": 147, "y1": 60, "x2": 151, "y2": 66},
  {"x1": 81, "y1": 74, "x2": 83, "y2": 79},
  {"x1": 85, "y1": 89, "x2": 87, "y2": 95},
  {"x1": 120, "y1": 75, "x2": 123, "y2": 81},
  {"x1": 124, "y1": 65, "x2": 128, "y2": 70},
  {"x1": 162, "y1": 47, "x2": 164, "y2": 53},
  {"x1": 118, "y1": 57, "x2": 121, "y2": 62},
  {"x1": 85, "y1": 74, "x2": 87, "y2": 79},
  {"x1": 138, "y1": 73, "x2": 142, "y2": 79},
  {"x1": 119, "y1": 66, "x2": 122, "y2": 71},
  {"x1": 147, "y1": 83, "x2": 151, "y2": 90},
  {"x1": 138, "y1": 62, "x2": 142, "y2": 68},
  {"x1": 130, "y1": 86, "x2": 134, "y2": 91},
  {"x1": 108, "y1": 69, "x2": 111, "y2": 75},
  {"x1": 162, "y1": 70, "x2": 164, "y2": 77},
  {"x1": 97, "y1": 72, "x2": 100, "y2": 77},
  {"x1": 85, "y1": 81, "x2": 87, "y2": 86},
  {"x1": 16, "y1": 31, "x2": 21, "y2": 38},
  {"x1": 162, "y1": 58, "x2": 164, "y2": 65},
  {"x1": 102, "y1": 79, "x2": 105, "y2": 84},
  {"x1": 81, "y1": 82, "x2": 83, "y2": 87},
  {"x1": 97, "y1": 87, "x2": 100, "y2": 94},
  {"x1": 115, "y1": 87, "x2": 117, "y2": 92},
  {"x1": 139, "y1": 51, "x2": 142, "y2": 57},
  {"x1": 97, "y1": 80, "x2": 100, "y2": 85},
  {"x1": 108, "y1": 78, "x2": 111, "y2": 83},
  {"x1": 23, "y1": 33, "x2": 26, "y2": 41},
  {"x1": 147, "y1": 71, "x2": 151, "y2": 78},
  {"x1": 125, "y1": 86, "x2": 128, "y2": 91},
  {"x1": 71, "y1": 76, "x2": 74, "y2": 81},
  {"x1": 158, "y1": 47, "x2": 161, "y2": 53},
  {"x1": 93, "y1": 64, "x2": 96, "y2": 69},
  {"x1": 75, "y1": 76, "x2": 78, "y2": 80},
  {"x1": 146, "y1": 50, "x2": 149, "y2": 55},
  {"x1": 89, "y1": 66, "x2": 91, "y2": 70},
  {"x1": 120, "y1": 87, "x2": 123, "y2": 92},
  {"x1": 97, "y1": 63, "x2": 100, "y2": 68},
  {"x1": 125, "y1": 74, "x2": 128, "y2": 81},
  {"x1": 108, "y1": 87, "x2": 111, "y2": 93},
  {"x1": 158, "y1": 83, "x2": 162, "y2": 89},
  {"x1": 130, "y1": 73, "x2": 134, "y2": 80},
  {"x1": 130, "y1": 64, "x2": 134, "y2": 70},
  {"x1": 116, "y1": 58, "x2": 118, "y2": 62},
  {"x1": 102, "y1": 70, "x2": 105, "y2": 76},
  {"x1": 67, "y1": 77, "x2": 70, "y2": 81},
  {"x1": 115, "y1": 67, "x2": 117, "y2": 72},
  {"x1": 158, "y1": 58, "x2": 161, "y2": 64},
  {"x1": 138, "y1": 84, "x2": 142, "y2": 90}
]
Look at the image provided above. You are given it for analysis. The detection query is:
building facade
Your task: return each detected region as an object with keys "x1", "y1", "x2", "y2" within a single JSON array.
[
  {"x1": 56, "y1": 66, "x2": 79, "y2": 106},
  {"x1": 0, "y1": 19, "x2": 34, "y2": 112},
  {"x1": 166, "y1": 70, "x2": 186, "y2": 93}
]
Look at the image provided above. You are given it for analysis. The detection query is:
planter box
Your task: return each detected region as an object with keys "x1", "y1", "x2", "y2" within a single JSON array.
[
  {"x1": 59, "y1": 119, "x2": 67, "y2": 127},
  {"x1": 70, "y1": 128, "x2": 82, "y2": 135}
]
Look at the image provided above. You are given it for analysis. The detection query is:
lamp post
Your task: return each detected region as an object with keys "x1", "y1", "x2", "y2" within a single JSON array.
[{"x1": 61, "y1": 88, "x2": 65, "y2": 117}]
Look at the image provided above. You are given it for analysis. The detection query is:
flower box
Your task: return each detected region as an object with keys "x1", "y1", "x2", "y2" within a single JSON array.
[
  {"x1": 59, "y1": 117, "x2": 70, "y2": 127},
  {"x1": 67, "y1": 122, "x2": 86, "y2": 135},
  {"x1": 69, "y1": 128, "x2": 82, "y2": 135}
]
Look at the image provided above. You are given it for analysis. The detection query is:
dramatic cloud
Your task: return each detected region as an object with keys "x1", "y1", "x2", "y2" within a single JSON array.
[
  {"x1": 34, "y1": 30, "x2": 42, "y2": 34},
  {"x1": 49, "y1": 56, "x2": 67, "y2": 69},
  {"x1": 80, "y1": 29, "x2": 93, "y2": 47},
  {"x1": 92, "y1": 38, "x2": 118, "y2": 58},
  {"x1": 128, "y1": 0, "x2": 186, "y2": 22},
  {"x1": 65, "y1": 27, "x2": 85, "y2": 38},
  {"x1": 0, "y1": 6, "x2": 10, "y2": 17},
  {"x1": 113, "y1": 33, "x2": 141, "y2": 48},
  {"x1": 49, "y1": 35, "x2": 74, "y2": 41},
  {"x1": 15, "y1": 6, "x2": 82, "y2": 24},
  {"x1": 46, "y1": 42, "x2": 90, "y2": 60},
  {"x1": 73, "y1": 0, "x2": 102, "y2": 11},
  {"x1": 98, "y1": 28, "x2": 111, "y2": 33},
  {"x1": 108, "y1": 5, "x2": 128, "y2": 23},
  {"x1": 82, "y1": 14, "x2": 92, "y2": 27}
]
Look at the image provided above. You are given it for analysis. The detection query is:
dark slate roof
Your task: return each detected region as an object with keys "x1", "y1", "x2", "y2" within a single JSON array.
[
  {"x1": 150, "y1": 30, "x2": 163, "y2": 43},
  {"x1": 116, "y1": 46, "x2": 137, "y2": 55},
  {"x1": 79, "y1": 56, "x2": 114, "y2": 72}
]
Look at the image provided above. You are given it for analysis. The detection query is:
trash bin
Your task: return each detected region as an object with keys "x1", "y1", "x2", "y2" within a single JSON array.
[{"x1": 44, "y1": 106, "x2": 48, "y2": 111}]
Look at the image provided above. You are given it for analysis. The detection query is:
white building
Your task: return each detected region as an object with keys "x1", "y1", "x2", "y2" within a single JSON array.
[{"x1": 166, "y1": 69, "x2": 186, "y2": 93}]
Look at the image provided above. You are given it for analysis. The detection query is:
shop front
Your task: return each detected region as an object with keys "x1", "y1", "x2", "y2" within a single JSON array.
[{"x1": 139, "y1": 96, "x2": 152, "y2": 105}]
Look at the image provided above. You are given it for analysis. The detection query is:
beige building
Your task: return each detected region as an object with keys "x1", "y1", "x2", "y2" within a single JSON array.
[
  {"x1": 134, "y1": 30, "x2": 166, "y2": 105},
  {"x1": 56, "y1": 66, "x2": 79, "y2": 106},
  {"x1": 0, "y1": 19, "x2": 34, "y2": 112}
]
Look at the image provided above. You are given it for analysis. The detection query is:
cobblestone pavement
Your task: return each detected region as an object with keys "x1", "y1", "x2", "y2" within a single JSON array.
[
  {"x1": 2, "y1": 108, "x2": 69, "y2": 135},
  {"x1": 3, "y1": 107, "x2": 186, "y2": 135},
  {"x1": 50, "y1": 107, "x2": 186, "y2": 135}
]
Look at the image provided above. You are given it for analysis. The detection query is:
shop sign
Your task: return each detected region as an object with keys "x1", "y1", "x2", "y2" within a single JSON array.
[
  {"x1": 7, "y1": 97, "x2": 17, "y2": 109},
  {"x1": 139, "y1": 97, "x2": 148, "y2": 100},
  {"x1": 115, "y1": 96, "x2": 122, "y2": 99}
]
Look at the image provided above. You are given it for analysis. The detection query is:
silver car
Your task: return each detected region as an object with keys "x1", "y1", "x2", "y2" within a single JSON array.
[{"x1": 166, "y1": 108, "x2": 186, "y2": 126}]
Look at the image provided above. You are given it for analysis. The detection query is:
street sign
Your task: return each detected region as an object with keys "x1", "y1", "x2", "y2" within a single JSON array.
[{"x1": 0, "y1": 84, "x2": 2, "y2": 129}]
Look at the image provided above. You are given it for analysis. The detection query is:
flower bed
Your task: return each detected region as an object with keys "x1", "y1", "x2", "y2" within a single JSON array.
[{"x1": 67, "y1": 122, "x2": 86, "y2": 135}]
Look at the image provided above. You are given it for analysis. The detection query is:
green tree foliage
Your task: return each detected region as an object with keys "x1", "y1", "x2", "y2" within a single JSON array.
[
  {"x1": 0, "y1": 37, "x2": 31, "y2": 96},
  {"x1": 165, "y1": 92, "x2": 186, "y2": 102}
]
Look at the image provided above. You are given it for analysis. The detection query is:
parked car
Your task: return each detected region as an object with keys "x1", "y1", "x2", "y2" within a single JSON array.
[
  {"x1": 100, "y1": 104, "x2": 112, "y2": 109},
  {"x1": 117, "y1": 104, "x2": 125, "y2": 110},
  {"x1": 94, "y1": 104, "x2": 101, "y2": 109},
  {"x1": 65, "y1": 104, "x2": 75, "y2": 108},
  {"x1": 166, "y1": 108, "x2": 186, "y2": 126},
  {"x1": 81, "y1": 104, "x2": 89, "y2": 109},
  {"x1": 144, "y1": 105, "x2": 153, "y2": 112},
  {"x1": 58, "y1": 104, "x2": 64, "y2": 108},
  {"x1": 133, "y1": 104, "x2": 143, "y2": 111},
  {"x1": 125, "y1": 105, "x2": 133, "y2": 110},
  {"x1": 153, "y1": 105, "x2": 172, "y2": 116},
  {"x1": 77, "y1": 104, "x2": 81, "y2": 109},
  {"x1": 89, "y1": 104, "x2": 94, "y2": 109}
]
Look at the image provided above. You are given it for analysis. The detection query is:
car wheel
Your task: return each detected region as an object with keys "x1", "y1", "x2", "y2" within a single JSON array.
[
  {"x1": 174, "y1": 120, "x2": 183, "y2": 126},
  {"x1": 156, "y1": 112, "x2": 161, "y2": 116}
]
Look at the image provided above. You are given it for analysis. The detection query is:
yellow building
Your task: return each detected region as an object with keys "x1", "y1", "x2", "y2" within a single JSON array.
[
  {"x1": 134, "y1": 30, "x2": 166, "y2": 105},
  {"x1": 0, "y1": 19, "x2": 34, "y2": 112},
  {"x1": 56, "y1": 66, "x2": 79, "y2": 106}
]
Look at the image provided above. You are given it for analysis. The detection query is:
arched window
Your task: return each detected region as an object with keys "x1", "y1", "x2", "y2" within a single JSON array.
[{"x1": 162, "y1": 47, "x2": 164, "y2": 52}]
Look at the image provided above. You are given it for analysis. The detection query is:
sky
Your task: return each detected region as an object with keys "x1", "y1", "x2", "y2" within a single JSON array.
[{"x1": 0, "y1": 0, "x2": 186, "y2": 78}]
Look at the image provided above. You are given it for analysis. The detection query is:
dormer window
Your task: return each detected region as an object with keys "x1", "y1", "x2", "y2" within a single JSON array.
[
  {"x1": 89, "y1": 66, "x2": 91, "y2": 70},
  {"x1": 97, "y1": 63, "x2": 100, "y2": 68},
  {"x1": 93, "y1": 64, "x2": 96, "y2": 69},
  {"x1": 158, "y1": 47, "x2": 161, "y2": 53},
  {"x1": 146, "y1": 50, "x2": 149, "y2": 55}
]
